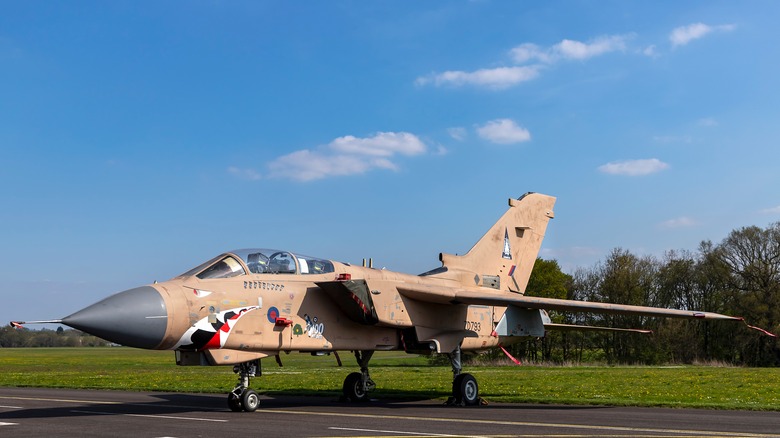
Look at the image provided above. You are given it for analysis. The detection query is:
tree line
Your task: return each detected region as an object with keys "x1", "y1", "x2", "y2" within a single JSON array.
[
  {"x1": 0, "y1": 325, "x2": 111, "y2": 348},
  {"x1": 517, "y1": 222, "x2": 780, "y2": 366}
]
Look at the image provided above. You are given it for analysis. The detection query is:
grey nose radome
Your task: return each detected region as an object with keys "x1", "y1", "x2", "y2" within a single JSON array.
[{"x1": 62, "y1": 286, "x2": 168, "y2": 349}]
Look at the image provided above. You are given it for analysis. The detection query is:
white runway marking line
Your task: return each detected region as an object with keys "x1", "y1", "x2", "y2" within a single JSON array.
[
  {"x1": 0, "y1": 422, "x2": 19, "y2": 426},
  {"x1": 70, "y1": 410, "x2": 228, "y2": 423},
  {"x1": 0, "y1": 395, "x2": 122, "y2": 406},
  {"x1": 0, "y1": 405, "x2": 23, "y2": 409},
  {"x1": 0, "y1": 395, "x2": 222, "y2": 412},
  {"x1": 260, "y1": 409, "x2": 776, "y2": 438},
  {"x1": 328, "y1": 427, "x2": 465, "y2": 437}
]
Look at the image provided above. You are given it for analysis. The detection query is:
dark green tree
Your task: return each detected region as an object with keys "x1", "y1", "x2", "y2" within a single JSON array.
[
  {"x1": 713, "y1": 223, "x2": 780, "y2": 365},
  {"x1": 518, "y1": 258, "x2": 572, "y2": 362}
]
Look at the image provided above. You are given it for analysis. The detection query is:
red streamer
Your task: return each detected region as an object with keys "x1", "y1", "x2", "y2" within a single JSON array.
[
  {"x1": 744, "y1": 321, "x2": 777, "y2": 338},
  {"x1": 498, "y1": 343, "x2": 522, "y2": 366}
]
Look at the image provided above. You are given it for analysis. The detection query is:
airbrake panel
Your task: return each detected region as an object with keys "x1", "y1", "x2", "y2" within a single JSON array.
[{"x1": 316, "y1": 280, "x2": 379, "y2": 325}]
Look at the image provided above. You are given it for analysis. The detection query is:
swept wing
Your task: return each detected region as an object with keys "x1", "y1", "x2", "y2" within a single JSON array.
[{"x1": 397, "y1": 284, "x2": 742, "y2": 321}]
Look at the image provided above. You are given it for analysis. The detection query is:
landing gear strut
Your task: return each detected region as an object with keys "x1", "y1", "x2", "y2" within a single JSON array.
[
  {"x1": 228, "y1": 359, "x2": 260, "y2": 412},
  {"x1": 446, "y1": 346, "x2": 480, "y2": 406},
  {"x1": 342, "y1": 350, "x2": 375, "y2": 402}
]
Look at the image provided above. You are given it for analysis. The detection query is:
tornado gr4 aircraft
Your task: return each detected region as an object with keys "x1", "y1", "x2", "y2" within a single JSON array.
[{"x1": 12, "y1": 192, "x2": 772, "y2": 411}]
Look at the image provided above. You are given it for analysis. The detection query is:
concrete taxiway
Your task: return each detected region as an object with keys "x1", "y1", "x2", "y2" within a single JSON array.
[{"x1": 0, "y1": 387, "x2": 778, "y2": 437}]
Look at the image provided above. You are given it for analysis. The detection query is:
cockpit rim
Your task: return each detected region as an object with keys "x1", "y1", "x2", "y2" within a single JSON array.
[{"x1": 176, "y1": 248, "x2": 336, "y2": 280}]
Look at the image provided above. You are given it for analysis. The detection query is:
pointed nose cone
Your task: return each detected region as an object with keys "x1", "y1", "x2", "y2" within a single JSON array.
[{"x1": 62, "y1": 286, "x2": 168, "y2": 349}]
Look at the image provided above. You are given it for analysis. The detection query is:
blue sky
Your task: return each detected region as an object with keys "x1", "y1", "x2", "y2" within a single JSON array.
[{"x1": 3, "y1": 1, "x2": 780, "y2": 325}]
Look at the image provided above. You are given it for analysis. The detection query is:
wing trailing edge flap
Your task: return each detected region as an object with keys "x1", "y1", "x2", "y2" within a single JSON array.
[{"x1": 397, "y1": 283, "x2": 743, "y2": 321}]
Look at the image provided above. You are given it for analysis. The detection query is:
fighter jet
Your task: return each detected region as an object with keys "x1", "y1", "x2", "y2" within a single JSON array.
[{"x1": 11, "y1": 192, "x2": 773, "y2": 411}]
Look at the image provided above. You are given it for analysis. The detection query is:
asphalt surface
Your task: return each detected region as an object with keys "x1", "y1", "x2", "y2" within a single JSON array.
[{"x1": 0, "y1": 387, "x2": 778, "y2": 437}]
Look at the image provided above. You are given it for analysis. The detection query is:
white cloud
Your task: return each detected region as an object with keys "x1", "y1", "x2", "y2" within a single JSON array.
[
  {"x1": 476, "y1": 119, "x2": 531, "y2": 144},
  {"x1": 228, "y1": 167, "x2": 262, "y2": 181},
  {"x1": 417, "y1": 33, "x2": 631, "y2": 90},
  {"x1": 433, "y1": 144, "x2": 449, "y2": 156},
  {"x1": 659, "y1": 216, "x2": 698, "y2": 229},
  {"x1": 509, "y1": 43, "x2": 551, "y2": 64},
  {"x1": 329, "y1": 132, "x2": 426, "y2": 157},
  {"x1": 598, "y1": 158, "x2": 669, "y2": 176},
  {"x1": 267, "y1": 150, "x2": 393, "y2": 182},
  {"x1": 670, "y1": 23, "x2": 736, "y2": 48},
  {"x1": 642, "y1": 45, "x2": 658, "y2": 57},
  {"x1": 551, "y1": 34, "x2": 631, "y2": 60},
  {"x1": 416, "y1": 66, "x2": 541, "y2": 90},
  {"x1": 447, "y1": 127, "x2": 467, "y2": 141},
  {"x1": 760, "y1": 206, "x2": 780, "y2": 215},
  {"x1": 509, "y1": 35, "x2": 632, "y2": 64},
  {"x1": 265, "y1": 132, "x2": 427, "y2": 182}
]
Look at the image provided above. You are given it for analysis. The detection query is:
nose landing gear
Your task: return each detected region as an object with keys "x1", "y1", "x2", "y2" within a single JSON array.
[{"x1": 228, "y1": 359, "x2": 261, "y2": 412}]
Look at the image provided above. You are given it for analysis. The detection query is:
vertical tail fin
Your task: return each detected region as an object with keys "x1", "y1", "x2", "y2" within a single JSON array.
[{"x1": 440, "y1": 192, "x2": 556, "y2": 294}]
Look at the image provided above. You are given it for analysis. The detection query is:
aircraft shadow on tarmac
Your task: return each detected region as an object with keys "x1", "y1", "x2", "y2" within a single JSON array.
[{"x1": 0, "y1": 391, "x2": 608, "y2": 421}]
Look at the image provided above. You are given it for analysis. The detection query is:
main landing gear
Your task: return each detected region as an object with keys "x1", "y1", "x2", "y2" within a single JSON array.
[
  {"x1": 228, "y1": 359, "x2": 261, "y2": 412},
  {"x1": 446, "y1": 346, "x2": 480, "y2": 406},
  {"x1": 342, "y1": 350, "x2": 376, "y2": 402}
]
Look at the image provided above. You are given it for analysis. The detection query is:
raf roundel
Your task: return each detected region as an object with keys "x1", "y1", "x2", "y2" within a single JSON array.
[{"x1": 267, "y1": 306, "x2": 280, "y2": 324}]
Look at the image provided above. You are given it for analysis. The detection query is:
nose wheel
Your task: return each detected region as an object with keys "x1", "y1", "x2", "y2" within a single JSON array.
[
  {"x1": 228, "y1": 388, "x2": 260, "y2": 412},
  {"x1": 228, "y1": 359, "x2": 261, "y2": 412}
]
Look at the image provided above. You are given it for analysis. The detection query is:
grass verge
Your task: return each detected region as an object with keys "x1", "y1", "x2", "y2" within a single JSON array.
[{"x1": 1, "y1": 348, "x2": 778, "y2": 410}]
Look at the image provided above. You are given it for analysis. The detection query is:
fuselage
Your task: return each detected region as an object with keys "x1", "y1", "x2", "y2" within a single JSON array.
[{"x1": 62, "y1": 248, "x2": 505, "y2": 364}]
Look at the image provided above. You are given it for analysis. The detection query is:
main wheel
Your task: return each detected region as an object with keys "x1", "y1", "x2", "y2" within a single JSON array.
[
  {"x1": 241, "y1": 389, "x2": 260, "y2": 412},
  {"x1": 227, "y1": 392, "x2": 242, "y2": 412},
  {"x1": 343, "y1": 372, "x2": 369, "y2": 402},
  {"x1": 453, "y1": 373, "x2": 479, "y2": 406}
]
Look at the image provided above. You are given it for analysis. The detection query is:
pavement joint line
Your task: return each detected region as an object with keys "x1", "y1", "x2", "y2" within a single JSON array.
[
  {"x1": 70, "y1": 409, "x2": 228, "y2": 422},
  {"x1": 258, "y1": 409, "x2": 774, "y2": 437}
]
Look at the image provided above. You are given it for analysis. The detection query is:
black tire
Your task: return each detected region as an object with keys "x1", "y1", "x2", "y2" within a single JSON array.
[
  {"x1": 241, "y1": 389, "x2": 260, "y2": 412},
  {"x1": 458, "y1": 373, "x2": 479, "y2": 406},
  {"x1": 452, "y1": 373, "x2": 479, "y2": 406},
  {"x1": 227, "y1": 392, "x2": 242, "y2": 412},
  {"x1": 343, "y1": 372, "x2": 369, "y2": 402}
]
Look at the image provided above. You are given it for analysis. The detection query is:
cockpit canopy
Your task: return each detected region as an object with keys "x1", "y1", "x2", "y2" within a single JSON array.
[{"x1": 179, "y1": 249, "x2": 335, "y2": 280}]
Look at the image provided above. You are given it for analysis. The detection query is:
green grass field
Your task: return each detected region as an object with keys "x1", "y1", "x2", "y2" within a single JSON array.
[{"x1": 1, "y1": 348, "x2": 778, "y2": 410}]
